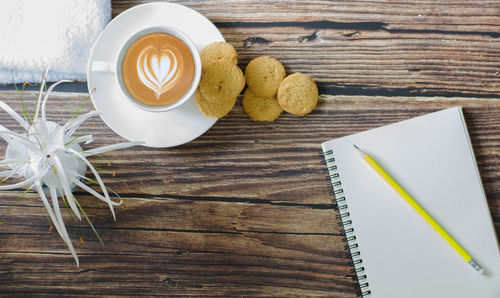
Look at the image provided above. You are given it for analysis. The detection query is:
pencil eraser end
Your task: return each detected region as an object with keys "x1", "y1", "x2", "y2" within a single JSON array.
[{"x1": 469, "y1": 259, "x2": 483, "y2": 274}]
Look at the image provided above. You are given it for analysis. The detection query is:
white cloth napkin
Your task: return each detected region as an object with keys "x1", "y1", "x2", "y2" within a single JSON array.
[{"x1": 0, "y1": 0, "x2": 111, "y2": 84}]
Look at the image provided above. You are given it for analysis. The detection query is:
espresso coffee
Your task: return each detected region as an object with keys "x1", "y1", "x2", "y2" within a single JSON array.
[{"x1": 122, "y1": 33, "x2": 195, "y2": 106}]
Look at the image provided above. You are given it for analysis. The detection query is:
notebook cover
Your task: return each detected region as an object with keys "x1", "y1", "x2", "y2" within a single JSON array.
[{"x1": 322, "y1": 107, "x2": 500, "y2": 298}]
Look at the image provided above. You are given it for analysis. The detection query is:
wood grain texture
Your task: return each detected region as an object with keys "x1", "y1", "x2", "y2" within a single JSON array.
[
  {"x1": 113, "y1": 0, "x2": 500, "y2": 98},
  {"x1": 0, "y1": 91, "x2": 498, "y2": 296},
  {"x1": 1, "y1": 0, "x2": 499, "y2": 296}
]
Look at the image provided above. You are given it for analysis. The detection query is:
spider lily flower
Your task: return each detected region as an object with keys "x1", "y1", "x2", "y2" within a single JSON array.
[{"x1": 0, "y1": 70, "x2": 143, "y2": 266}]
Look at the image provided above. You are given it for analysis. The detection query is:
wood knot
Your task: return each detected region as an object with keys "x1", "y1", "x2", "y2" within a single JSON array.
[
  {"x1": 299, "y1": 31, "x2": 318, "y2": 43},
  {"x1": 243, "y1": 37, "x2": 271, "y2": 48}
]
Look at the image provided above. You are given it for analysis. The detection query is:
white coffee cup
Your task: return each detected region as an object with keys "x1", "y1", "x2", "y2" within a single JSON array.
[{"x1": 90, "y1": 26, "x2": 202, "y2": 113}]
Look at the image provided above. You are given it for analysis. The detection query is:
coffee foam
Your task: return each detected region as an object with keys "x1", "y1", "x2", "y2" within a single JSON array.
[
  {"x1": 122, "y1": 33, "x2": 195, "y2": 107},
  {"x1": 137, "y1": 46, "x2": 180, "y2": 98}
]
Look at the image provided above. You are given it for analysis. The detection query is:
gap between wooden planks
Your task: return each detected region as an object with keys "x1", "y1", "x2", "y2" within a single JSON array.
[{"x1": 0, "y1": 90, "x2": 498, "y2": 296}]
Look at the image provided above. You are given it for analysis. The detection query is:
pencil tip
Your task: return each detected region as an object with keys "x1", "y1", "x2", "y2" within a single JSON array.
[{"x1": 352, "y1": 144, "x2": 367, "y2": 157}]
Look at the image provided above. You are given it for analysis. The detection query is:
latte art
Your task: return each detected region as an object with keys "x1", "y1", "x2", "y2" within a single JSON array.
[
  {"x1": 137, "y1": 46, "x2": 180, "y2": 98},
  {"x1": 122, "y1": 33, "x2": 195, "y2": 106}
]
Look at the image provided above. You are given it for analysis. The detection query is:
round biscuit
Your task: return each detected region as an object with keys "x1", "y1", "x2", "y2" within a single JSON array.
[
  {"x1": 245, "y1": 56, "x2": 286, "y2": 97},
  {"x1": 200, "y1": 42, "x2": 238, "y2": 68},
  {"x1": 277, "y1": 72, "x2": 318, "y2": 116},
  {"x1": 199, "y1": 60, "x2": 245, "y2": 104},
  {"x1": 195, "y1": 89, "x2": 235, "y2": 118},
  {"x1": 242, "y1": 88, "x2": 282, "y2": 122}
]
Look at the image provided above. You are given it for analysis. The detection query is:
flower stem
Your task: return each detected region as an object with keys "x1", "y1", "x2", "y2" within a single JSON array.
[
  {"x1": 13, "y1": 82, "x2": 33, "y2": 123},
  {"x1": 69, "y1": 93, "x2": 92, "y2": 122},
  {"x1": 0, "y1": 186, "x2": 33, "y2": 225},
  {"x1": 73, "y1": 196, "x2": 104, "y2": 246},
  {"x1": 61, "y1": 195, "x2": 83, "y2": 240},
  {"x1": 65, "y1": 125, "x2": 93, "y2": 146}
]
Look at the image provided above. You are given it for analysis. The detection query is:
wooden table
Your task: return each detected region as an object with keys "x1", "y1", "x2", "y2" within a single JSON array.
[{"x1": 1, "y1": 1, "x2": 499, "y2": 296}]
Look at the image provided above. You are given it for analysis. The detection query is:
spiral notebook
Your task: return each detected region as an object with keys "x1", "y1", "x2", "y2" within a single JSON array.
[{"x1": 321, "y1": 107, "x2": 500, "y2": 297}]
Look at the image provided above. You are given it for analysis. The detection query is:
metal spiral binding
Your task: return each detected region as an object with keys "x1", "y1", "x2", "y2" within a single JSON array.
[{"x1": 322, "y1": 149, "x2": 371, "y2": 297}]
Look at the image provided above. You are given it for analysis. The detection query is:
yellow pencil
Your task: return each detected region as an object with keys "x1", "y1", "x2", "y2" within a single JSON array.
[{"x1": 353, "y1": 144, "x2": 483, "y2": 273}]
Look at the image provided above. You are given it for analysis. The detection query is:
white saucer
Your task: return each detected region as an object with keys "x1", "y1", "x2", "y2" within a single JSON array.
[{"x1": 87, "y1": 3, "x2": 223, "y2": 148}]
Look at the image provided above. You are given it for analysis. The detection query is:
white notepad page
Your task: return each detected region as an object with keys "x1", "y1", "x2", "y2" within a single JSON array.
[{"x1": 322, "y1": 107, "x2": 500, "y2": 298}]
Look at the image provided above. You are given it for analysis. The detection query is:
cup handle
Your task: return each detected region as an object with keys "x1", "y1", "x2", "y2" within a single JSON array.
[{"x1": 91, "y1": 61, "x2": 115, "y2": 74}]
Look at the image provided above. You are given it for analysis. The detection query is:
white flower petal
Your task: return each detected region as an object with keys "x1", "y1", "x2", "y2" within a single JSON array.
[
  {"x1": 0, "y1": 100, "x2": 29, "y2": 130},
  {"x1": 75, "y1": 174, "x2": 122, "y2": 206},
  {"x1": 41, "y1": 80, "x2": 72, "y2": 120},
  {"x1": 0, "y1": 126, "x2": 39, "y2": 150},
  {"x1": 82, "y1": 141, "x2": 144, "y2": 157},
  {"x1": 50, "y1": 155, "x2": 81, "y2": 220},
  {"x1": 72, "y1": 179, "x2": 121, "y2": 206},
  {"x1": 34, "y1": 68, "x2": 49, "y2": 119},
  {"x1": 49, "y1": 187, "x2": 79, "y2": 267},
  {"x1": 68, "y1": 149, "x2": 116, "y2": 220},
  {"x1": 30, "y1": 119, "x2": 65, "y2": 155},
  {"x1": 63, "y1": 111, "x2": 100, "y2": 136},
  {"x1": 46, "y1": 152, "x2": 79, "y2": 186},
  {"x1": 66, "y1": 134, "x2": 93, "y2": 145},
  {"x1": 0, "y1": 175, "x2": 37, "y2": 190},
  {"x1": 0, "y1": 170, "x2": 14, "y2": 177},
  {"x1": 36, "y1": 182, "x2": 79, "y2": 267},
  {"x1": 0, "y1": 164, "x2": 23, "y2": 181}
]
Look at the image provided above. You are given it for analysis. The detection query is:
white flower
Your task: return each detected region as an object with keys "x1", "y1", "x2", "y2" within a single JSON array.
[{"x1": 0, "y1": 69, "x2": 142, "y2": 266}]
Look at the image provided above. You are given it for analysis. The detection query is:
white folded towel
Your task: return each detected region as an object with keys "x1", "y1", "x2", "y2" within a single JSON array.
[{"x1": 0, "y1": 0, "x2": 111, "y2": 84}]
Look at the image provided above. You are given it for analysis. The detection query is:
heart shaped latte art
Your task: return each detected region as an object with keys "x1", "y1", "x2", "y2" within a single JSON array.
[{"x1": 136, "y1": 46, "x2": 180, "y2": 98}]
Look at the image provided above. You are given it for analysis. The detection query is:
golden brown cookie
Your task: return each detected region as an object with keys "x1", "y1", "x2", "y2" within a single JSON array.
[
  {"x1": 245, "y1": 56, "x2": 286, "y2": 97},
  {"x1": 242, "y1": 88, "x2": 282, "y2": 122},
  {"x1": 195, "y1": 89, "x2": 235, "y2": 118},
  {"x1": 200, "y1": 42, "x2": 238, "y2": 69},
  {"x1": 277, "y1": 72, "x2": 318, "y2": 116},
  {"x1": 199, "y1": 59, "x2": 245, "y2": 104}
]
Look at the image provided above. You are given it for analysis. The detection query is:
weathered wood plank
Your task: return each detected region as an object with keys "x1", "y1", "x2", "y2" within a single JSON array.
[
  {"x1": 0, "y1": 252, "x2": 356, "y2": 296},
  {"x1": 1, "y1": 1, "x2": 499, "y2": 296},
  {"x1": 110, "y1": 1, "x2": 500, "y2": 98},
  {"x1": 0, "y1": 1, "x2": 500, "y2": 297},
  {"x1": 0, "y1": 92, "x2": 498, "y2": 206},
  {"x1": 0, "y1": 90, "x2": 498, "y2": 296}
]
